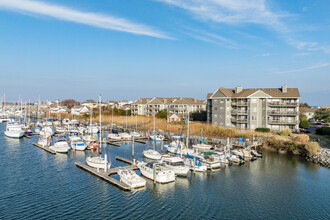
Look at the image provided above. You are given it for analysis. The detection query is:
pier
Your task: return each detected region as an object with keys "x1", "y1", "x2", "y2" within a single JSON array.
[
  {"x1": 75, "y1": 156, "x2": 138, "y2": 191},
  {"x1": 32, "y1": 142, "x2": 56, "y2": 154}
]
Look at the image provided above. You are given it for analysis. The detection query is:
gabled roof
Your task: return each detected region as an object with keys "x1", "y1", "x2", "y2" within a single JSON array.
[
  {"x1": 209, "y1": 87, "x2": 300, "y2": 98},
  {"x1": 131, "y1": 97, "x2": 205, "y2": 105}
]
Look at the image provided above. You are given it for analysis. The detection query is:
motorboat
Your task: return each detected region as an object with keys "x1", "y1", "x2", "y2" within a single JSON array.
[
  {"x1": 150, "y1": 134, "x2": 164, "y2": 142},
  {"x1": 108, "y1": 133, "x2": 121, "y2": 140},
  {"x1": 130, "y1": 132, "x2": 141, "y2": 138},
  {"x1": 49, "y1": 136, "x2": 70, "y2": 153},
  {"x1": 86, "y1": 156, "x2": 111, "y2": 169},
  {"x1": 192, "y1": 142, "x2": 212, "y2": 151},
  {"x1": 232, "y1": 149, "x2": 244, "y2": 157},
  {"x1": 251, "y1": 150, "x2": 262, "y2": 157},
  {"x1": 4, "y1": 122, "x2": 25, "y2": 138},
  {"x1": 55, "y1": 126, "x2": 66, "y2": 133},
  {"x1": 69, "y1": 134, "x2": 87, "y2": 151},
  {"x1": 120, "y1": 133, "x2": 132, "y2": 140},
  {"x1": 187, "y1": 152, "x2": 221, "y2": 169},
  {"x1": 183, "y1": 158, "x2": 207, "y2": 172},
  {"x1": 165, "y1": 141, "x2": 194, "y2": 155},
  {"x1": 137, "y1": 161, "x2": 175, "y2": 183},
  {"x1": 117, "y1": 169, "x2": 146, "y2": 188},
  {"x1": 87, "y1": 124, "x2": 99, "y2": 134},
  {"x1": 143, "y1": 149, "x2": 162, "y2": 160},
  {"x1": 161, "y1": 156, "x2": 190, "y2": 176}
]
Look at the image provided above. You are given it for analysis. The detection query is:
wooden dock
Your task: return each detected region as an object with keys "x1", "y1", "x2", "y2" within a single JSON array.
[
  {"x1": 115, "y1": 156, "x2": 134, "y2": 165},
  {"x1": 107, "y1": 141, "x2": 121, "y2": 147},
  {"x1": 75, "y1": 162, "x2": 132, "y2": 191},
  {"x1": 32, "y1": 142, "x2": 56, "y2": 154},
  {"x1": 75, "y1": 160, "x2": 139, "y2": 191}
]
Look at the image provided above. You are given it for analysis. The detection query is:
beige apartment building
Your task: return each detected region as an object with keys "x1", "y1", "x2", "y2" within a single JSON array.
[
  {"x1": 207, "y1": 85, "x2": 300, "y2": 131},
  {"x1": 131, "y1": 97, "x2": 206, "y2": 117}
]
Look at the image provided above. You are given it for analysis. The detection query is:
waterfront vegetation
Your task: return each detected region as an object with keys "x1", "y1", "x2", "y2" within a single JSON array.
[
  {"x1": 56, "y1": 113, "x2": 322, "y2": 155},
  {"x1": 308, "y1": 133, "x2": 330, "y2": 149}
]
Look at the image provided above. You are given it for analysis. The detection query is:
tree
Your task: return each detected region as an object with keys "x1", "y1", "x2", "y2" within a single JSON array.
[
  {"x1": 299, "y1": 102, "x2": 311, "y2": 108},
  {"x1": 62, "y1": 99, "x2": 80, "y2": 109},
  {"x1": 190, "y1": 111, "x2": 207, "y2": 121},
  {"x1": 299, "y1": 113, "x2": 307, "y2": 122},
  {"x1": 156, "y1": 109, "x2": 167, "y2": 119},
  {"x1": 300, "y1": 120, "x2": 310, "y2": 129},
  {"x1": 314, "y1": 108, "x2": 330, "y2": 123}
]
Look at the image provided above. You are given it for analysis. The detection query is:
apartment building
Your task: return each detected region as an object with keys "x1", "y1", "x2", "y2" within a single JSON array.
[
  {"x1": 131, "y1": 97, "x2": 206, "y2": 117},
  {"x1": 207, "y1": 85, "x2": 300, "y2": 131}
]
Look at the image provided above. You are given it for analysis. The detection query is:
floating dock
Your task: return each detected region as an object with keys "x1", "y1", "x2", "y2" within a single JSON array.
[
  {"x1": 75, "y1": 156, "x2": 139, "y2": 191},
  {"x1": 32, "y1": 142, "x2": 56, "y2": 154}
]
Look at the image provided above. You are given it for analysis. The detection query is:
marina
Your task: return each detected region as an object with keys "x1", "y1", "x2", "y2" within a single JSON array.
[{"x1": 0, "y1": 122, "x2": 329, "y2": 219}]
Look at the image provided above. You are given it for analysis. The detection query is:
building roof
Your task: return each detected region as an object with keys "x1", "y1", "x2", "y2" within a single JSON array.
[
  {"x1": 300, "y1": 107, "x2": 317, "y2": 113},
  {"x1": 209, "y1": 87, "x2": 300, "y2": 98},
  {"x1": 83, "y1": 99, "x2": 96, "y2": 103},
  {"x1": 131, "y1": 97, "x2": 205, "y2": 105}
]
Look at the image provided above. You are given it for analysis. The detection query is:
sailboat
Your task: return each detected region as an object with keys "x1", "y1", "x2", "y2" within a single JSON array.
[{"x1": 86, "y1": 95, "x2": 111, "y2": 170}]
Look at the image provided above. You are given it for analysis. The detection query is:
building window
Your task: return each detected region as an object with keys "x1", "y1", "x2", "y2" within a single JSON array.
[
  {"x1": 220, "y1": 107, "x2": 223, "y2": 110},
  {"x1": 220, "y1": 100, "x2": 224, "y2": 103},
  {"x1": 214, "y1": 107, "x2": 217, "y2": 111}
]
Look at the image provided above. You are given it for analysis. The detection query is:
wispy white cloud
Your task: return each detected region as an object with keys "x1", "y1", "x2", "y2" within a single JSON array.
[
  {"x1": 294, "y1": 52, "x2": 311, "y2": 56},
  {"x1": 302, "y1": 6, "x2": 308, "y2": 12},
  {"x1": 275, "y1": 63, "x2": 330, "y2": 74},
  {"x1": 0, "y1": 0, "x2": 172, "y2": 39},
  {"x1": 157, "y1": 0, "x2": 289, "y2": 31},
  {"x1": 182, "y1": 26, "x2": 239, "y2": 48},
  {"x1": 260, "y1": 53, "x2": 275, "y2": 57}
]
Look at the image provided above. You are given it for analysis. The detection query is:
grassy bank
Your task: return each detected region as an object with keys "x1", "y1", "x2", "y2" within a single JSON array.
[{"x1": 308, "y1": 133, "x2": 330, "y2": 149}]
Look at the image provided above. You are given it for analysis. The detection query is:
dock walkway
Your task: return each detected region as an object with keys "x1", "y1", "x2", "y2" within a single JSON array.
[
  {"x1": 75, "y1": 156, "x2": 139, "y2": 191},
  {"x1": 32, "y1": 142, "x2": 56, "y2": 154}
]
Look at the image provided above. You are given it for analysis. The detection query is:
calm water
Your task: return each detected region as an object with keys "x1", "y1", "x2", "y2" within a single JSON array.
[{"x1": 0, "y1": 124, "x2": 329, "y2": 219}]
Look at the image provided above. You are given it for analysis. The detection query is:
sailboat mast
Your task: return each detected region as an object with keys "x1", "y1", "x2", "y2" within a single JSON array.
[{"x1": 186, "y1": 108, "x2": 190, "y2": 148}]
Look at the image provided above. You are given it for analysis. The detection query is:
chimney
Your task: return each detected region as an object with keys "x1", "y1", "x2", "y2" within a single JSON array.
[
  {"x1": 235, "y1": 86, "x2": 243, "y2": 93},
  {"x1": 282, "y1": 85, "x2": 287, "y2": 93},
  {"x1": 164, "y1": 99, "x2": 167, "y2": 103},
  {"x1": 194, "y1": 98, "x2": 197, "y2": 103}
]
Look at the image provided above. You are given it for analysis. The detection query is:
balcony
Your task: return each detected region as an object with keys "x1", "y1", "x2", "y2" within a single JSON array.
[
  {"x1": 231, "y1": 110, "x2": 248, "y2": 115},
  {"x1": 268, "y1": 120, "x2": 298, "y2": 125},
  {"x1": 231, "y1": 102, "x2": 248, "y2": 106},
  {"x1": 268, "y1": 102, "x2": 298, "y2": 107},
  {"x1": 231, "y1": 118, "x2": 248, "y2": 123},
  {"x1": 267, "y1": 111, "x2": 298, "y2": 115}
]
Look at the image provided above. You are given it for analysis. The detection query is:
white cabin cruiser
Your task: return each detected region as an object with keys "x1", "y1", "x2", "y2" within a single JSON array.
[
  {"x1": 192, "y1": 142, "x2": 212, "y2": 151},
  {"x1": 150, "y1": 134, "x2": 164, "y2": 142},
  {"x1": 161, "y1": 156, "x2": 190, "y2": 176},
  {"x1": 49, "y1": 136, "x2": 70, "y2": 153},
  {"x1": 4, "y1": 122, "x2": 25, "y2": 138},
  {"x1": 108, "y1": 133, "x2": 121, "y2": 140},
  {"x1": 86, "y1": 156, "x2": 111, "y2": 169},
  {"x1": 69, "y1": 134, "x2": 87, "y2": 151},
  {"x1": 137, "y1": 161, "x2": 175, "y2": 183},
  {"x1": 143, "y1": 149, "x2": 162, "y2": 160},
  {"x1": 117, "y1": 169, "x2": 146, "y2": 188},
  {"x1": 183, "y1": 158, "x2": 207, "y2": 172}
]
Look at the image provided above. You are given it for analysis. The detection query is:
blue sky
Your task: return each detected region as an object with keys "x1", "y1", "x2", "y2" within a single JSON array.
[{"x1": 0, "y1": 0, "x2": 329, "y2": 106}]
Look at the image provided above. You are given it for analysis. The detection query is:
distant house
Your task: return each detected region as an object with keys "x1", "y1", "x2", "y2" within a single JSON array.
[
  {"x1": 300, "y1": 107, "x2": 317, "y2": 120},
  {"x1": 50, "y1": 106, "x2": 68, "y2": 114},
  {"x1": 82, "y1": 100, "x2": 97, "y2": 108},
  {"x1": 168, "y1": 114, "x2": 181, "y2": 123},
  {"x1": 71, "y1": 106, "x2": 90, "y2": 115},
  {"x1": 118, "y1": 100, "x2": 133, "y2": 108}
]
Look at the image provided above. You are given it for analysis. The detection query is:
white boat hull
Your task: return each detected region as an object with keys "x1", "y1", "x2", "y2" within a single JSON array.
[
  {"x1": 86, "y1": 156, "x2": 111, "y2": 169},
  {"x1": 4, "y1": 130, "x2": 25, "y2": 138},
  {"x1": 143, "y1": 150, "x2": 162, "y2": 160}
]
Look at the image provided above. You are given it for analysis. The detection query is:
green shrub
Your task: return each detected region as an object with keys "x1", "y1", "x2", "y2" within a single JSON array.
[
  {"x1": 316, "y1": 127, "x2": 330, "y2": 135},
  {"x1": 305, "y1": 142, "x2": 321, "y2": 155},
  {"x1": 255, "y1": 128, "x2": 270, "y2": 132},
  {"x1": 299, "y1": 120, "x2": 310, "y2": 129},
  {"x1": 280, "y1": 129, "x2": 292, "y2": 136}
]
